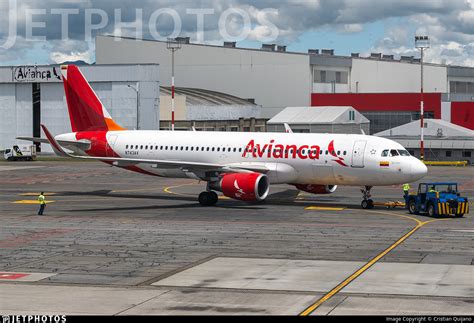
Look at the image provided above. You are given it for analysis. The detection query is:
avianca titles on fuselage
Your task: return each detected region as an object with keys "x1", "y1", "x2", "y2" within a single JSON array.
[{"x1": 22, "y1": 65, "x2": 428, "y2": 208}]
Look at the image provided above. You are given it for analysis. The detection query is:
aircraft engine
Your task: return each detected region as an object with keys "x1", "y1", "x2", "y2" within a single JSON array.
[
  {"x1": 294, "y1": 184, "x2": 337, "y2": 194},
  {"x1": 209, "y1": 173, "x2": 270, "y2": 201}
]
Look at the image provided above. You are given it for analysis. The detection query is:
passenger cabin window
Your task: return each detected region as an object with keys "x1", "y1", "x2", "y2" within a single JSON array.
[{"x1": 381, "y1": 150, "x2": 389, "y2": 157}]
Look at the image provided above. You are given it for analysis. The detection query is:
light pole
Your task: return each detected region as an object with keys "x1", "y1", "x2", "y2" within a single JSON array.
[
  {"x1": 415, "y1": 35, "x2": 429, "y2": 161},
  {"x1": 167, "y1": 38, "x2": 182, "y2": 131},
  {"x1": 128, "y1": 83, "x2": 140, "y2": 130}
]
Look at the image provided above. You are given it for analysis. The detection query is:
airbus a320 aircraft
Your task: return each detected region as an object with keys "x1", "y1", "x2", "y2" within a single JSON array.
[{"x1": 19, "y1": 65, "x2": 428, "y2": 208}]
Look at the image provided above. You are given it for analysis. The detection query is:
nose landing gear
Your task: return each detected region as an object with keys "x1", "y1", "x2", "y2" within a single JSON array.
[{"x1": 361, "y1": 186, "x2": 374, "y2": 209}]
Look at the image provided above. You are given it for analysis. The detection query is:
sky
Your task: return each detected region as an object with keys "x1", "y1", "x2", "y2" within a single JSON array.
[{"x1": 0, "y1": 0, "x2": 473, "y2": 67}]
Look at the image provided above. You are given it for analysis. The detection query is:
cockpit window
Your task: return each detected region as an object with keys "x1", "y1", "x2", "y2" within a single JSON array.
[
  {"x1": 381, "y1": 149, "x2": 389, "y2": 157},
  {"x1": 390, "y1": 149, "x2": 399, "y2": 156},
  {"x1": 398, "y1": 150, "x2": 410, "y2": 156}
]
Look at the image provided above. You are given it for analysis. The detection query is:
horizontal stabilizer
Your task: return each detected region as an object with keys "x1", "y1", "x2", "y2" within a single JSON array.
[
  {"x1": 16, "y1": 137, "x2": 50, "y2": 144},
  {"x1": 17, "y1": 136, "x2": 91, "y2": 152}
]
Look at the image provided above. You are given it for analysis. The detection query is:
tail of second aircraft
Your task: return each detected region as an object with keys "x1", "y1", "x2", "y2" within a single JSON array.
[{"x1": 60, "y1": 65, "x2": 125, "y2": 132}]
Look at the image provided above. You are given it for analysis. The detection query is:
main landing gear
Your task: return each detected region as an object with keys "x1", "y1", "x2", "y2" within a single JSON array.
[
  {"x1": 198, "y1": 191, "x2": 218, "y2": 206},
  {"x1": 361, "y1": 186, "x2": 374, "y2": 209}
]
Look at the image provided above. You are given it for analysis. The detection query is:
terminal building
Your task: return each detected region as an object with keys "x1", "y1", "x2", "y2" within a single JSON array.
[{"x1": 96, "y1": 35, "x2": 474, "y2": 132}]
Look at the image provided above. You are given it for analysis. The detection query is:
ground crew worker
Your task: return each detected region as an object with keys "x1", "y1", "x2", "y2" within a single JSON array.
[
  {"x1": 429, "y1": 186, "x2": 437, "y2": 193},
  {"x1": 403, "y1": 183, "x2": 410, "y2": 196},
  {"x1": 38, "y1": 192, "x2": 46, "y2": 215}
]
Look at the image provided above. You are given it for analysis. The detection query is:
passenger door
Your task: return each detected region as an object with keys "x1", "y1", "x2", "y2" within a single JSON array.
[{"x1": 351, "y1": 140, "x2": 367, "y2": 168}]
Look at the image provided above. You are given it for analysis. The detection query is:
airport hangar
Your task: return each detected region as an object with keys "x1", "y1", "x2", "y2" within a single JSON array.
[
  {"x1": 96, "y1": 35, "x2": 474, "y2": 135},
  {"x1": 0, "y1": 64, "x2": 264, "y2": 153}
]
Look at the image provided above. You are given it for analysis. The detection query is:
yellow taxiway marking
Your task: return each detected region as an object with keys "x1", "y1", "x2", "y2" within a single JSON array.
[
  {"x1": 163, "y1": 182, "x2": 199, "y2": 197},
  {"x1": 299, "y1": 211, "x2": 450, "y2": 316},
  {"x1": 19, "y1": 192, "x2": 56, "y2": 196},
  {"x1": 12, "y1": 200, "x2": 55, "y2": 204},
  {"x1": 305, "y1": 206, "x2": 345, "y2": 211}
]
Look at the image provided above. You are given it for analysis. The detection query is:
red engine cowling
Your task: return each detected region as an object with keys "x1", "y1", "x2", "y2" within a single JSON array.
[
  {"x1": 295, "y1": 184, "x2": 337, "y2": 194},
  {"x1": 209, "y1": 173, "x2": 270, "y2": 201}
]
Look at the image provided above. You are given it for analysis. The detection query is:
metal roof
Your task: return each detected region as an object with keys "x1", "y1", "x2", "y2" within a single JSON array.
[
  {"x1": 375, "y1": 119, "x2": 474, "y2": 139},
  {"x1": 160, "y1": 87, "x2": 256, "y2": 106},
  {"x1": 267, "y1": 106, "x2": 369, "y2": 125}
]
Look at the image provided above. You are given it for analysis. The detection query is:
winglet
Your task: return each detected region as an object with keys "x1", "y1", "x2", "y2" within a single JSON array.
[
  {"x1": 40, "y1": 124, "x2": 69, "y2": 157},
  {"x1": 284, "y1": 123, "x2": 293, "y2": 133}
]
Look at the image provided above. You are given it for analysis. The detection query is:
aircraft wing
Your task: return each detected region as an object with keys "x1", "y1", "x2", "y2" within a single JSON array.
[
  {"x1": 38, "y1": 124, "x2": 268, "y2": 174},
  {"x1": 68, "y1": 155, "x2": 269, "y2": 173}
]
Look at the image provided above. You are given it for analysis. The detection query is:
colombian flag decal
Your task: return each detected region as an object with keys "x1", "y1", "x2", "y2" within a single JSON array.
[{"x1": 380, "y1": 161, "x2": 390, "y2": 167}]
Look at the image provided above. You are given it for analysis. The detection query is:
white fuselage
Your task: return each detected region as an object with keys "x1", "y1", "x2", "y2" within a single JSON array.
[{"x1": 57, "y1": 130, "x2": 428, "y2": 186}]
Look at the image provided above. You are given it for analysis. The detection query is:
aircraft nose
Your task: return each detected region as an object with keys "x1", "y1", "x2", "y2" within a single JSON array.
[{"x1": 411, "y1": 159, "x2": 428, "y2": 181}]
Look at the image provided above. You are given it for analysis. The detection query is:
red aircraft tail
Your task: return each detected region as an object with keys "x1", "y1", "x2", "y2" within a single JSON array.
[{"x1": 60, "y1": 65, "x2": 125, "y2": 132}]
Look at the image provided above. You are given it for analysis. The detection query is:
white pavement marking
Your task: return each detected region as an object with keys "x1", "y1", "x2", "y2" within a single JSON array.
[
  {"x1": 153, "y1": 257, "x2": 474, "y2": 298},
  {"x1": 0, "y1": 166, "x2": 45, "y2": 172},
  {"x1": 450, "y1": 229, "x2": 474, "y2": 233}
]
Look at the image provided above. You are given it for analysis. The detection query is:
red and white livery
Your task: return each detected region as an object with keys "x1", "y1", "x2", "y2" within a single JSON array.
[{"x1": 19, "y1": 65, "x2": 428, "y2": 208}]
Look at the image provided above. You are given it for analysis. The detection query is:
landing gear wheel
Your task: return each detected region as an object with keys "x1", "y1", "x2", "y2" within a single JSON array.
[
  {"x1": 367, "y1": 199, "x2": 374, "y2": 209},
  {"x1": 361, "y1": 200, "x2": 369, "y2": 209},
  {"x1": 360, "y1": 186, "x2": 374, "y2": 209},
  {"x1": 198, "y1": 191, "x2": 218, "y2": 206},
  {"x1": 361, "y1": 199, "x2": 374, "y2": 209}
]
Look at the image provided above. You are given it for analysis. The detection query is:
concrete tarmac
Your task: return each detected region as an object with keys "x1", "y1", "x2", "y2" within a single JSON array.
[{"x1": 0, "y1": 160, "x2": 472, "y2": 315}]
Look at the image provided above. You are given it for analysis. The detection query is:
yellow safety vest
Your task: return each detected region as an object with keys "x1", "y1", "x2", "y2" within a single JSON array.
[
  {"x1": 403, "y1": 184, "x2": 410, "y2": 191},
  {"x1": 38, "y1": 195, "x2": 46, "y2": 205}
]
